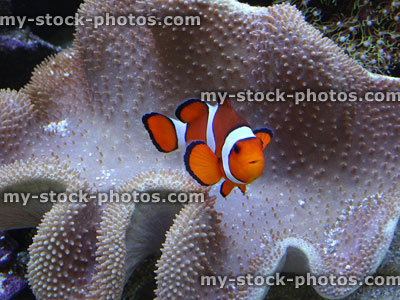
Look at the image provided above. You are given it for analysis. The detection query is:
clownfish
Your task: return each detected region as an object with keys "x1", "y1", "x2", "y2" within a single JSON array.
[{"x1": 142, "y1": 99, "x2": 273, "y2": 197}]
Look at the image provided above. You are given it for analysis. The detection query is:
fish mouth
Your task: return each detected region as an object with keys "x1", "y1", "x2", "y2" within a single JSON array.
[{"x1": 249, "y1": 160, "x2": 260, "y2": 164}]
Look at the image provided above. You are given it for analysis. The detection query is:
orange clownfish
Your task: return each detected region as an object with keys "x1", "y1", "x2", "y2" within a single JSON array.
[{"x1": 142, "y1": 99, "x2": 273, "y2": 197}]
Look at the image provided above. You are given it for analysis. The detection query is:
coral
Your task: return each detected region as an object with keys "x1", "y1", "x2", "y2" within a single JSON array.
[
  {"x1": 22, "y1": 48, "x2": 88, "y2": 123},
  {"x1": 272, "y1": 0, "x2": 400, "y2": 75},
  {"x1": 0, "y1": 231, "x2": 27, "y2": 300},
  {"x1": 26, "y1": 169, "x2": 205, "y2": 300},
  {"x1": 0, "y1": 89, "x2": 35, "y2": 162},
  {"x1": 119, "y1": 169, "x2": 209, "y2": 281},
  {"x1": 0, "y1": 273, "x2": 26, "y2": 300},
  {"x1": 27, "y1": 199, "x2": 130, "y2": 300},
  {"x1": 0, "y1": 0, "x2": 399, "y2": 299},
  {"x1": 0, "y1": 231, "x2": 17, "y2": 269},
  {"x1": 0, "y1": 29, "x2": 60, "y2": 89},
  {"x1": 155, "y1": 197, "x2": 229, "y2": 299},
  {"x1": 121, "y1": 256, "x2": 158, "y2": 300},
  {"x1": 0, "y1": 158, "x2": 89, "y2": 230}
]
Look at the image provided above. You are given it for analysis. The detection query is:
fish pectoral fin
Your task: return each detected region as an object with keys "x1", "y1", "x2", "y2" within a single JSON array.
[
  {"x1": 220, "y1": 180, "x2": 236, "y2": 197},
  {"x1": 254, "y1": 128, "x2": 274, "y2": 150},
  {"x1": 184, "y1": 141, "x2": 222, "y2": 186},
  {"x1": 142, "y1": 113, "x2": 178, "y2": 152},
  {"x1": 175, "y1": 98, "x2": 208, "y2": 123}
]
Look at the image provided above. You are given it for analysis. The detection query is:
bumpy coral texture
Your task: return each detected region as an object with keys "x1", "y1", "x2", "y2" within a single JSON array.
[
  {"x1": 0, "y1": 0, "x2": 399, "y2": 299},
  {"x1": 0, "y1": 158, "x2": 89, "y2": 230}
]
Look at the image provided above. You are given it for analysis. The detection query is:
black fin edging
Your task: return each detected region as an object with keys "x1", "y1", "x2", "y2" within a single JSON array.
[{"x1": 142, "y1": 112, "x2": 178, "y2": 153}]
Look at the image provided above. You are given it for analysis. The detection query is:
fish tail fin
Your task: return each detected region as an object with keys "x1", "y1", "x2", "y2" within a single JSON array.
[{"x1": 142, "y1": 112, "x2": 185, "y2": 152}]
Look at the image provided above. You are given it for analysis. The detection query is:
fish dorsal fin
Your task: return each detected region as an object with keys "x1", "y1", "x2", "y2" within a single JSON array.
[
  {"x1": 142, "y1": 113, "x2": 179, "y2": 152},
  {"x1": 254, "y1": 128, "x2": 274, "y2": 150},
  {"x1": 218, "y1": 97, "x2": 232, "y2": 107},
  {"x1": 175, "y1": 98, "x2": 208, "y2": 123},
  {"x1": 184, "y1": 141, "x2": 222, "y2": 186}
]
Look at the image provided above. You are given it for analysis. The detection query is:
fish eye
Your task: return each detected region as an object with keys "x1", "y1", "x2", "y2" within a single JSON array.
[{"x1": 233, "y1": 144, "x2": 240, "y2": 154}]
